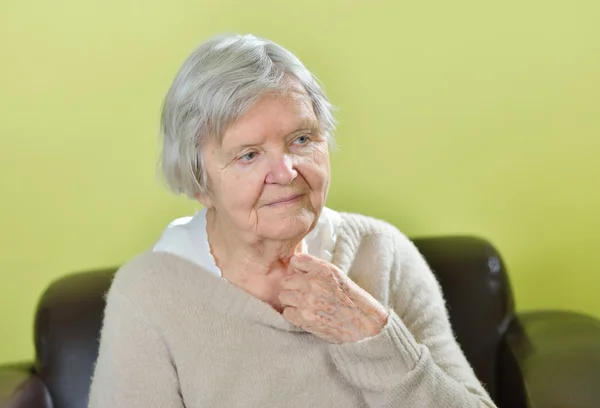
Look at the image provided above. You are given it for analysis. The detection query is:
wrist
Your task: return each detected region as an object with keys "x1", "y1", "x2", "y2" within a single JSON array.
[
  {"x1": 371, "y1": 307, "x2": 389, "y2": 334},
  {"x1": 356, "y1": 306, "x2": 388, "y2": 340}
]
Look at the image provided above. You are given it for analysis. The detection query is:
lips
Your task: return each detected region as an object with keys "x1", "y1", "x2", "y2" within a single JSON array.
[{"x1": 267, "y1": 194, "x2": 303, "y2": 206}]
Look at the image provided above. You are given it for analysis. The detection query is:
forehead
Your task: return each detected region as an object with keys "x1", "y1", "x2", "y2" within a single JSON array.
[{"x1": 221, "y1": 89, "x2": 318, "y2": 149}]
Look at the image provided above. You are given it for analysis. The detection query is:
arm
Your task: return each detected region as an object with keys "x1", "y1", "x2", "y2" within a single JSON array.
[
  {"x1": 88, "y1": 288, "x2": 185, "y2": 408},
  {"x1": 328, "y1": 232, "x2": 497, "y2": 408}
]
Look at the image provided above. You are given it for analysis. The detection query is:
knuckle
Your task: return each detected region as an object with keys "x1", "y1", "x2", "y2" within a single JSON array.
[{"x1": 300, "y1": 308, "x2": 316, "y2": 322}]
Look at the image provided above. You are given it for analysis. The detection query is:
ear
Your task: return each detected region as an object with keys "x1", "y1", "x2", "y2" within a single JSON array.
[{"x1": 194, "y1": 191, "x2": 214, "y2": 209}]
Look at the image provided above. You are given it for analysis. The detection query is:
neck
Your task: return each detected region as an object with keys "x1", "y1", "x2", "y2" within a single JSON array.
[{"x1": 205, "y1": 209, "x2": 304, "y2": 281}]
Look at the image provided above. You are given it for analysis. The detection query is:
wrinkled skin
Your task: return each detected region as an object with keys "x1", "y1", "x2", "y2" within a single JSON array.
[
  {"x1": 280, "y1": 253, "x2": 389, "y2": 343},
  {"x1": 197, "y1": 80, "x2": 388, "y2": 343}
]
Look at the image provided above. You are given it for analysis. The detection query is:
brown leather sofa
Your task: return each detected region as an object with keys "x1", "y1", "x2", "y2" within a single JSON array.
[{"x1": 1, "y1": 236, "x2": 600, "y2": 408}]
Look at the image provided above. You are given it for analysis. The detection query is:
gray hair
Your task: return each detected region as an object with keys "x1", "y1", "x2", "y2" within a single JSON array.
[{"x1": 159, "y1": 33, "x2": 336, "y2": 198}]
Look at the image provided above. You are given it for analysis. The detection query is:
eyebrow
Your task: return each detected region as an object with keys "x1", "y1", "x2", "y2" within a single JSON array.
[{"x1": 223, "y1": 117, "x2": 319, "y2": 157}]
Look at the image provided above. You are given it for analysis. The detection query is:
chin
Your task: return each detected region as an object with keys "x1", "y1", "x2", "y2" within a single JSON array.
[{"x1": 261, "y1": 210, "x2": 315, "y2": 241}]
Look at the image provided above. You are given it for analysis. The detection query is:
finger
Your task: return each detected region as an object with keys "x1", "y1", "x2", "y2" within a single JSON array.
[
  {"x1": 278, "y1": 289, "x2": 302, "y2": 307},
  {"x1": 281, "y1": 274, "x2": 310, "y2": 292},
  {"x1": 282, "y1": 306, "x2": 303, "y2": 327},
  {"x1": 290, "y1": 254, "x2": 329, "y2": 274}
]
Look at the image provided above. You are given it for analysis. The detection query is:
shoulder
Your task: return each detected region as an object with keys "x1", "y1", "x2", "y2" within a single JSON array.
[
  {"x1": 112, "y1": 251, "x2": 178, "y2": 290},
  {"x1": 335, "y1": 211, "x2": 416, "y2": 254},
  {"x1": 334, "y1": 210, "x2": 435, "y2": 289},
  {"x1": 331, "y1": 210, "x2": 423, "y2": 273},
  {"x1": 107, "y1": 251, "x2": 207, "y2": 312}
]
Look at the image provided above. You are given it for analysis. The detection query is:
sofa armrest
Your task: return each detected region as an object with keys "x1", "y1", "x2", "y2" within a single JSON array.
[
  {"x1": 0, "y1": 363, "x2": 52, "y2": 408},
  {"x1": 498, "y1": 310, "x2": 600, "y2": 408},
  {"x1": 413, "y1": 236, "x2": 514, "y2": 401}
]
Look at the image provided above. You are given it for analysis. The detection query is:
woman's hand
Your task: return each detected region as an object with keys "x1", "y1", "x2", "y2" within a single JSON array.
[{"x1": 279, "y1": 253, "x2": 389, "y2": 344}]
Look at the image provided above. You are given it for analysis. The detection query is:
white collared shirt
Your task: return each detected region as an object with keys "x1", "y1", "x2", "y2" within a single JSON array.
[{"x1": 153, "y1": 207, "x2": 341, "y2": 278}]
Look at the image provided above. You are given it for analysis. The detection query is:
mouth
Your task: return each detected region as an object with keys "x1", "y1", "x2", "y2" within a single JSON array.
[{"x1": 266, "y1": 194, "x2": 304, "y2": 206}]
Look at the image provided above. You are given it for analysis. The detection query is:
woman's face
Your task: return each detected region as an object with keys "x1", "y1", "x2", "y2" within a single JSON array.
[{"x1": 198, "y1": 86, "x2": 330, "y2": 243}]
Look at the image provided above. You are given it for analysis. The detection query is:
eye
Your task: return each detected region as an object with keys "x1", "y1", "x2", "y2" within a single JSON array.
[
  {"x1": 239, "y1": 151, "x2": 258, "y2": 162},
  {"x1": 292, "y1": 135, "x2": 310, "y2": 146}
]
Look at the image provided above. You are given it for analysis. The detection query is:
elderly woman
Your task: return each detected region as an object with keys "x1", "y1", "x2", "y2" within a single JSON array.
[{"x1": 88, "y1": 34, "x2": 496, "y2": 408}]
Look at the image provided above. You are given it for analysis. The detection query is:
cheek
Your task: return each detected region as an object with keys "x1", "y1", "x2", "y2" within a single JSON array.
[
  {"x1": 215, "y1": 168, "x2": 265, "y2": 212},
  {"x1": 299, "y1": 148, "x2": 330, "y2": 191}
]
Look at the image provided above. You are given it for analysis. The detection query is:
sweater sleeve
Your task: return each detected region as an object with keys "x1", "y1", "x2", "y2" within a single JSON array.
[
  {"x1": 328, "y1": 233, "x2": 497, "y2": 408},
  {"x1": 88, "y1": 287, "x2": 185, "y2": 408}
]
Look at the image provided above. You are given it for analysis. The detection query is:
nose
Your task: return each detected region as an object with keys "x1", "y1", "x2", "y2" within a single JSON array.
[{"x1": 265, "y1": 153, "x2": 298, "y2": 185}]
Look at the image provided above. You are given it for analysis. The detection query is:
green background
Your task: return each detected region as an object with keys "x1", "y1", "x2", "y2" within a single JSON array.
[{"x1": 1, "y1": 0, "x2": 599, "y2": 364}]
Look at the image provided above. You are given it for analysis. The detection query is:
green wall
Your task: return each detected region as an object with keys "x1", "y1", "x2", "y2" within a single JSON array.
[{"x1": 1, "y1": 0, "x2": 599, "y2": 364}]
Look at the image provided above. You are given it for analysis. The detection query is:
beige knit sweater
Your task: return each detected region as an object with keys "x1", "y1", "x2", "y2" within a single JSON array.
[{"x1": 88, "y1": 213, "x2": 497, "y2": 408}]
